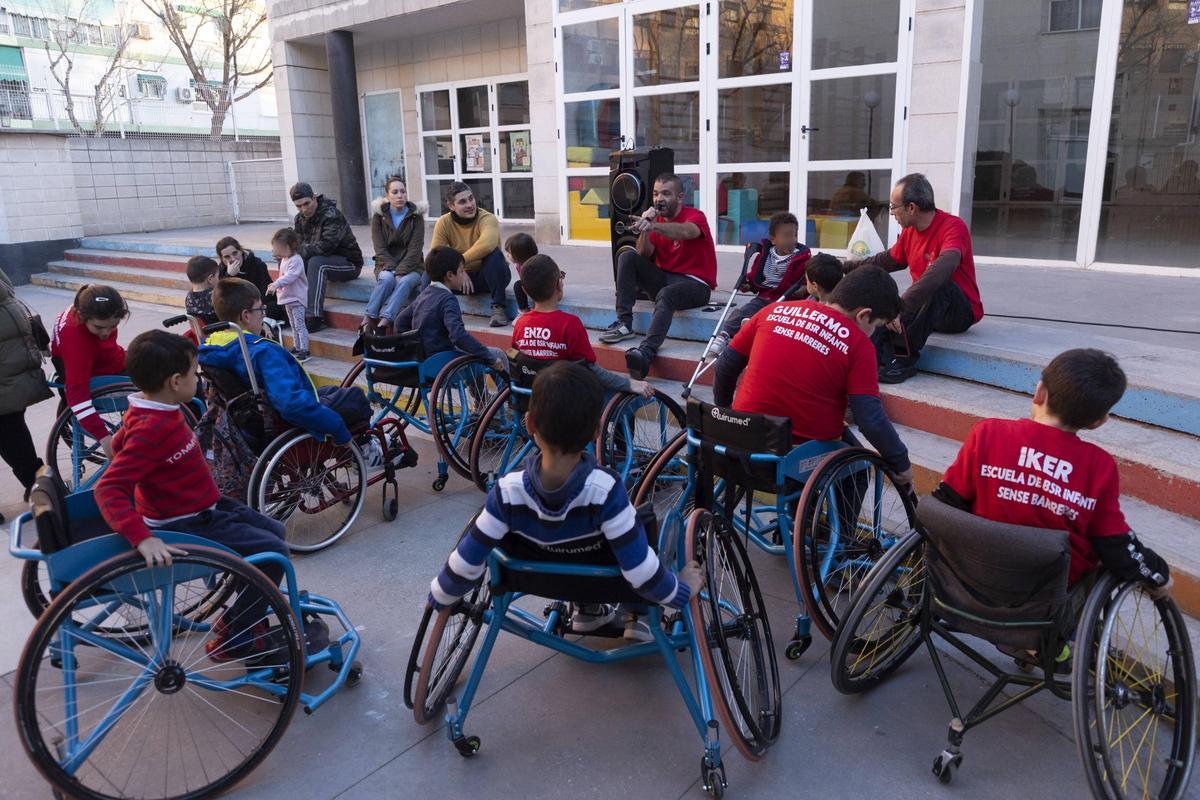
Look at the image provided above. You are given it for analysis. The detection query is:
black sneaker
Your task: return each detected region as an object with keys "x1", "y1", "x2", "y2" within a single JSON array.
[
  {"x1": 878, "y1": 360, "x2": 917, "y2": 384},
  {"x1": 600, "y1": 321, "x2": 636, "y2": 344},
  {"x1": 305, "y1": 316, "x2": 327, "y2": 333},
  {"x1": 291, "y1": 348, "x2": 311, "y2": 364},
  {"x1": 625, "y1": 346, "x2": 652, "y2": 380}
]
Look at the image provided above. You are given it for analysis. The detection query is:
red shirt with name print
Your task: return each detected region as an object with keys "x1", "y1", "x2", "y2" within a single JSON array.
[
  {"x1": 649, "y1": 205, "x2": 718, "y2": 289},
  {"x1": 511, "y1": 309, "x2": 596, "y2": 362},
  {"x1": 729, "y1": 300, "x2": 878, "y2": 442},
  {"x1": 95, "y1": 395, "x2": 221, "y2": 547},
  {"x1": 889, "y1": 210, "x2": 984, "y2": 322},
  {"x1": 941, "y1": 418, "x2": 1129, "y2": 584}
]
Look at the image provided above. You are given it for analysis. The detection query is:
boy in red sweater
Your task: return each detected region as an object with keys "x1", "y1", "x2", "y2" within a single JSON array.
[
  {"x1": 935, "y1": 349, "x2": 1171, "y2": 596},
  {"x1": 95, "y1": 329, "x2": 290, "y2": 662}
]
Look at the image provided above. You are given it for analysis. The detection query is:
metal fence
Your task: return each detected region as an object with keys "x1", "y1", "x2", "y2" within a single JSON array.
[{"x1": 228, "y1": 158, "x2": 289, "y2": 223}]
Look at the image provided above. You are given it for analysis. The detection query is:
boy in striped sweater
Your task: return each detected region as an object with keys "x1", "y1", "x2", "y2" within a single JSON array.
[
  {"x1": 95, "y1": 330, "x2": 291, "y2": 663},
  {"x1": 429, "y1": 361, "x2": 701, "y2": 641}
]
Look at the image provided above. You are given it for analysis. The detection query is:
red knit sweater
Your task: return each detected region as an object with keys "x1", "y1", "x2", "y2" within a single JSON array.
[
  {"x1": 95, "y1": 396, "x2": 220, "y2": 546},
  {"x1": 50, "y1": 307, "x2": 127, "y2": 440}
]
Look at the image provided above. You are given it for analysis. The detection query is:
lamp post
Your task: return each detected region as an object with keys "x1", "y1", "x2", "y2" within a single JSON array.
[
  {"x1": 864, "y1": 89, "x2": 880, "y2": 197},
  {"x1": 1004, "y1": 87, "x2": 1021, "y2": 197}
]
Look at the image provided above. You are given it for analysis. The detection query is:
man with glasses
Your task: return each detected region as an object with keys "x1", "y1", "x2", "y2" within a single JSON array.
[{"x1": 844, "y1": 173, "x2": 984, "y2": 384}]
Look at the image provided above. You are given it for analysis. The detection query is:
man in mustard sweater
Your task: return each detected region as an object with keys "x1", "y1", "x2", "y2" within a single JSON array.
[{"x1": 430, "y1": 181, "x2": 512, "y2": 327}]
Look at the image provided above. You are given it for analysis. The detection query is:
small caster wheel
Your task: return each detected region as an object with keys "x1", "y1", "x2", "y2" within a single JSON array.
[
  {"x1": 345, "y1": 661, "x2": 364, "y2": 687},
  {"x1": 383, "y1": 498, "x2": 398, "y2": 521},
  {"x1": 454, "y1": 735, "x2": 481, "y2": 758},
  {"x1": 785, "y1": 636, "x2": 811, "y2": 661},
  {"x1": 433, "y1": 476, "x2": 447, "y2": 492},
  {"x1": 932, "y1": 752, "x2": 961, "y2": 784}
]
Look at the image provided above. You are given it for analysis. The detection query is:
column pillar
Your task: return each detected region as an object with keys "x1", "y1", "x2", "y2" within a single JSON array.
[{"x1": 325, "y1": 29, "x2": 367, "y2": 224}]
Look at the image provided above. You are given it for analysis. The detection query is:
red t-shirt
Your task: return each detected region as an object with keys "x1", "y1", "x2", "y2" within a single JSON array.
[
  {"x1": 649, "y1": 205, "x2": 718, "y2": 289},
  {"x1": 942, "y1": 418, "x2": 1129, "y2": 584},
  {"x1": 729, "y1": 300, "x2": 878, "y2": 442},
  {"x1": 50, "y1": 307, "x2": 127, "y2": 441},
  {"x1": 511, "y1": 309, "x2": 596, "y2": 362},
  {"x1": 889, "y1": 210, "x2": 984, "y2": 322}
]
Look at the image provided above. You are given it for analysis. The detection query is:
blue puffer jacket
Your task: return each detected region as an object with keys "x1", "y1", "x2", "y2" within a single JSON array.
[{"x1": 199, "y1": 329, "x2": 350, "y2": 444}]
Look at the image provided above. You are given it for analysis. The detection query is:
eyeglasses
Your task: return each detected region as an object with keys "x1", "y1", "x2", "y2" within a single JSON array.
[
  {"x1": 888, "y1": 202, "x2": 908, "y2": 211},
  {"x1": 249, "y1": 305, "x2": 267, "y2": 314}
]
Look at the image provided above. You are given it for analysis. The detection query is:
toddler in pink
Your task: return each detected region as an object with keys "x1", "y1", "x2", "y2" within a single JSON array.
[{"x1": 267, "y1": 227, "x2": 311, "y2": 362}]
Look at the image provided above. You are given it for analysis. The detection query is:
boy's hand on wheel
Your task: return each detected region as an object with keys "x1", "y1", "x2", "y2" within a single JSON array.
[
  {"x1": 679, "y1": 560, "x2": 704, "y2": 595},
  {"x1": 136, "y1": 536, "x2": 186, "y2": 568},
  {"x1": 629, "y1": 379, "x2": 654, "y2": 398},
  {"x1": 1148, "y1": 577, "x2": 1174, "y2": 601}
]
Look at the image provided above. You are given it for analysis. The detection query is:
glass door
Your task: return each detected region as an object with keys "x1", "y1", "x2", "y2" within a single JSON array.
[{"x1": 361, "y1": 90, "x2": 406, "y2": 201}]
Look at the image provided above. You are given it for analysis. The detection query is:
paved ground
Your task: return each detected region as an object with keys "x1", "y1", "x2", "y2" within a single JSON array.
[{"x1": 0, "y1": 285, "x2": 1154, "y2": 799}]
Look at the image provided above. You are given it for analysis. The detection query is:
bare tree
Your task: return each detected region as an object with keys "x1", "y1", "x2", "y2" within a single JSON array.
[
  {"x1": 40, "y1": 0, "x2": 135, "y2": 136},
  {"x1": 140, "y1": 0, "x2": 271, "y2": 139}
]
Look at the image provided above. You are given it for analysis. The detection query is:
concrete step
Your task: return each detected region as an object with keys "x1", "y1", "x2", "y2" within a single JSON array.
[
  {"x1": 32, "y1": 270, "x2": 187, "y2": 310},
  {"x1": 64, "y1": 248, "x2": 192, "y2": 272},
  {"x1": 49, "y1": 259, "x2": 194, "y2": 291},
  {"x1": 895, "y1": 423, "x2": 1200, "y2": 622}
]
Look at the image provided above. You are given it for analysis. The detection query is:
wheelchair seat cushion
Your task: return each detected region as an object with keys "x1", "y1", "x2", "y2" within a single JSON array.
[
  {"x1": 918, "y1": 494, "x2": 1072, "y2": 651},
  {"x1": 361, "y1": 330, "x2": 426, "y2": 387},
  {"x1": 687, "y1": 397, "x2": 792, "y2": 491}
]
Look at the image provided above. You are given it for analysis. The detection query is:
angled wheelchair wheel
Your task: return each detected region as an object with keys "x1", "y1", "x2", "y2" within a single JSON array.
[
  {"x1": 795, "y1": 448, "x2": 918, "y2": 641},
  {"x1": 429, "y1": 355, "x2": 507, "y2": 481},
  {"x1": 14, "y1": 545, "x2": 305, "y2": 800},
  {"x1": 829, "y1": 531, "x2": 926, "y2": 694},
  {"x1": 468, "y1": 388, "x2": 535, "y2": 492},
  {"x1": 632, "y1": 432, "x2": 691, "y2": 562},
  {"x1": 340, "y1": 359, "x2": 421, "y2": 428},
  {"x1": 1072, "y1": 573, "x2": 1197, "y2": 800},
  {"x1": 408, "y1": 579, "x2": 491, "y2": 725},
  {"x1": 250, "y1": 429, "x2": 367, "y2": 553},
  {"x1": 46, "y1": 382, "x2": 137, "y2": 491},
  {"x1": 686, "y1": 509, "x2": 781, "y2": 761},
  {"x1": 597, "y1": 390, "x2": 685, "y2": 493}
]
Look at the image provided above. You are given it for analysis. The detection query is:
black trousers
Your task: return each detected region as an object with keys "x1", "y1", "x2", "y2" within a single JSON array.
[
  {"x1": 874, "y1": 281, "x2": 976, "y2": 366},
  {"x1": 615, "y1": 250, "x2": 711, "y2": 355},
  {"x1": 305, "y1": 255, "x2": 361, "y2": 315},
  {"x1": 0, "y1": 410, "x2": 43, "y2": 492}
]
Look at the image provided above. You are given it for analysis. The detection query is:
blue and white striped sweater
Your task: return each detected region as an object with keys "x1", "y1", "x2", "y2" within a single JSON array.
[{"x1": 429, "y1": 452, "x2": 690, "y2": 610}]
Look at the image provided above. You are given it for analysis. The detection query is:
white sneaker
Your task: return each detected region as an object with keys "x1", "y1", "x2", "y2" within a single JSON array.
[
  {"x1": 571, "y1": 603, "x2": 616, "y2": 633},
  {"x1": 623, "y1": 613, "x2": 654, "y2": 643},
  {"x1": 362, "y1": 438, "x2": 385, "y2": 471}
]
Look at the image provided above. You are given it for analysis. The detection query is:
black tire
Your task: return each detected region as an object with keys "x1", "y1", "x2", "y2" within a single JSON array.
[
  {"x1": 632, "y1": 432, "x2": 691, "y2": 561},
  {"x1": 409, "y1": 579, "x2": 491, "y2": 725},
  {"x1": 829, "y1": 531, "x2": 926, "y2": 694},
  {"x1": 340, "y1": 359, "x2": 421, "y2": 428},
  {"x1": 795, "y1": 448, "x2": 918, "y2": 641},
  {"x1": 596, "y1": 390, "x2": 685, "y2": 494},
  {"x1": 468, "y1": 388, "x2": 535, "y2": 493},
  {"x1": 14, "y1": 545, "x2": 305, "y2": 800},
  {"x1": 686, "y1": 509, "x2": 781, "y2": 761},
  {"x1": 249, "y1": 429, "x2": 367, "y2": 553},
  {"x1": 1072, "y1": 573, "x2": 1197, "y2": 800},
  {"x1": 45, "y1": 382, "x2": 136, "y2": 491},
  {"x1": 429, "y1": 355, "x2": 507, "y2": 481}
]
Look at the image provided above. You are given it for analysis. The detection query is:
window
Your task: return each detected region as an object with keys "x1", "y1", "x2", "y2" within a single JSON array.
[
  {"x1": 0, "y1": 78, "x2": 32, "y2": 120},
  {"x1": 1048, "y1": 0, "x2": 1102, "y2": 32},
  {"x1": 12, "y1": 14, "x2": 50, "y2": 40},
  {"x1": 136, "y1": 75, "x2": 167, "y2": 100}
]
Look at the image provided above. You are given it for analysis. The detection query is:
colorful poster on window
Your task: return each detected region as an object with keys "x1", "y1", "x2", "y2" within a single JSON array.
[
  {"x1": 509, "y1": 131, "x2": 531, "y2": 172},
  {"x1": 465, "y1": 134, "x2": 486, "y2": 172}
]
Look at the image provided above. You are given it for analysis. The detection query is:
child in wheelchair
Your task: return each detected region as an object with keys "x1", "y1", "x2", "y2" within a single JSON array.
[
  {"x1": 933, "y1": 348, "x2": 1171, "y2": 665},
  {"x1": 394, "y1": 246, "x2": 508, "y2": 374},
  {"x1": 511, "y1": 253, "x2": 652, "y2": 396},
  {"x1": 711, "y1": 265, "x2": 913, "y2": 490},
  {"x1": 94, "y1": 330, "x2": 311, "y2": 663},
  {"x1": 428, "y1": 361, "x2": 701, "y2": 641}
]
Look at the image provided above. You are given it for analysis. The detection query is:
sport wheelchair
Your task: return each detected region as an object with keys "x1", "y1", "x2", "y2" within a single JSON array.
[
  {"x1": 830, "y1": 494, "x2": 1196, "y2": 797},
  {"x1": 633, "y1": 398, "x2": 917, "y2": 660},
  {"x1": 467, "y1": 353, "x2": 685, "y2": 492},
  {"x1": 187, "y1": 319, "x2": 419, "y2": 553},
  {"x1": 9, "y1": 471, "x2": 363, "y2": 800},
  {"x1": 404, "y1": 506, "x2": 782, "y2": 796},
  {"x1": 340, "y1": 330, "x2": 508, "y2": 492}
]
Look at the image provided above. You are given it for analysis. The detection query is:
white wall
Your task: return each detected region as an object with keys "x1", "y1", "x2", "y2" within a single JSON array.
[{"x1": 0, "y1": 131, "x2": 84, "y2": 244}]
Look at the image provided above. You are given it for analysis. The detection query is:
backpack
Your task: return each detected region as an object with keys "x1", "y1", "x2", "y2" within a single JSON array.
[{"x1": 195, "y1": 395, "x2": 259, "y2": 503}]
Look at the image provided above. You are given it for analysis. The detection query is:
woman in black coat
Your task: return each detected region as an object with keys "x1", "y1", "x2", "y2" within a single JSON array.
[
  {"x1": 0, "y1": 267, "x2": 52, "y2": 521},
  {"x1": 215, "y1": 236, "x2": 285, "y2": 320}
]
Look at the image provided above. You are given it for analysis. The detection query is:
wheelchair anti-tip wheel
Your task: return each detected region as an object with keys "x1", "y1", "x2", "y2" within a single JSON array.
[
  {"x1": 686, "y1": 508, "x2": 781, "y2": 761},
  {"x1": 597, "y1": 389, "x2": 685, "y2": 493},
  {"x1": 14, "y1": 545, "x2": 305, "y2": 800},
  {"x1": 829, "y1": 531, "x2": 926, "y2": 695},
  {"x1": 430, "y1": 355, "x2": 508, "y2": 481},
  {"x1": 248, "y1": 429, "x2": 367, "y2": 553},
  {"x1": 1072, "y1": 572, "x2": 1197, "y2": 800},
  {"x1": 468, "y1": 387, "x2": 535, "y2": 492},
  {"x1": 406, "y1": 578, "x2": 491, "y2": 725},
  {"x1": 795, "y1": 448, "x2": 918, "y2": 641}
]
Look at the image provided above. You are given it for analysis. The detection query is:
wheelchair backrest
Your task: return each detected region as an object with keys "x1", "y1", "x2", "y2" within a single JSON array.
[
  {"x1": 362, "y1": 330, "x2": 426, "y2": 388},
  {"x1": 509, "y1": 354, "x2": 582, "y2": 413},
  {"x1": 199, "y1": 363, "x2": 273, "y2": 450},
  {"x1": 918, "y1": 494, "x2": 1071, "y2": 651},
  {"x1": 29, "y1": 470, "x2": 111, "y2": 555},
  {"x1": 686, "y1": 397, "x2": 792, "y2": 492}
]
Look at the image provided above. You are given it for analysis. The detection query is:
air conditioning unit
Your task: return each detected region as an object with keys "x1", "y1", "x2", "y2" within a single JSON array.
[{"x1": 175, "y1": 86, "x2": 194, "y2": 102}]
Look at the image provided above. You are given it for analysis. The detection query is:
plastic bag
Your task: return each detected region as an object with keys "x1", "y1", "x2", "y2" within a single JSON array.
[{"x1": 848, "y1": 208, "x2": 885, "y2": 258}]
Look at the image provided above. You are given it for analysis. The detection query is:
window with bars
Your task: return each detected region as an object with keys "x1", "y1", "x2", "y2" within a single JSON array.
[
  {"x1": 1048, "y1": 0, "x2": 1102, "y2": 32},
  {"x1": 137, "y1": 75, "x2": 166, "y2": 100},
  {"x1": 12, "y1": 14, "x2": 50, "y2": 40}
]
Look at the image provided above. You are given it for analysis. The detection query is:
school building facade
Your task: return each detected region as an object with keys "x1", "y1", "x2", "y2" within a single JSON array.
[{"x1": 266, "y1": 0, "x2": 1200, "y2": 274}]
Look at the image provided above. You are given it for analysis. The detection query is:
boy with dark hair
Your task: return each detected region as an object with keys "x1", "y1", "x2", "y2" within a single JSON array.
[
  {"x1": 504, "y1": 231, "x2": 539, "y2": 313},
  {"x1": 428, "y1": 361, "x2": 701, "y2": 640},
  {"x1": 803, "y1": 252, "x2": 844, "y2": 303},
  {"x1": 936, "y1": 348, "x2": 1170, "y2": 596},
  {"x1": 185, "y1": 256, "x2": 221, "y2": 326},
  {"x1": 709, "y1": 210, "x2": 811, "y2": 358},
  {"x1": 95, "y1": 329, "x2": 291, "y2": 661},
  {"x1": 713, "y1": 265, "x2": 912, "y2": 488},
  {"x1": 512, "y1": 254, "x2": 651, "y2": 396},
  {"x1": 200, "y1": 277, "x2": 354, "y2": 446},
  {"x1": 394, "y1": 246, "x2": 507, "y2": 373}
]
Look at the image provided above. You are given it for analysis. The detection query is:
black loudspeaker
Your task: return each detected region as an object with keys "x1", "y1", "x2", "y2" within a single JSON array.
[{"x1": 608, "y1": 146, "x2": 674, "y2": 281}]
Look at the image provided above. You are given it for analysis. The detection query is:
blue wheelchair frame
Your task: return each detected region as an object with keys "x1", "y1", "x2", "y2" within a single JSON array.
[
  {"x1": 8, "y1": 490, "x2": 362, "y2": 770},
  {"x1": 469, "y1": 380, "x2": 538, "y2": 489}
]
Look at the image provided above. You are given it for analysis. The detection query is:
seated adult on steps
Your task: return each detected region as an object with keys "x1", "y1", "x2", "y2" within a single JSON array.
[
  {"x1": 363, "y1": 175, "x2": 427, "y2": 334},
  {"x1": 599, "y1": 173, "x2": 717, "y2": 381},
  {"x1": 290, "y1": 181, "x2": 364, "y2": 333},
  {"x1": 430, "y1": 181, "x2": 511, "y2": 328}
]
